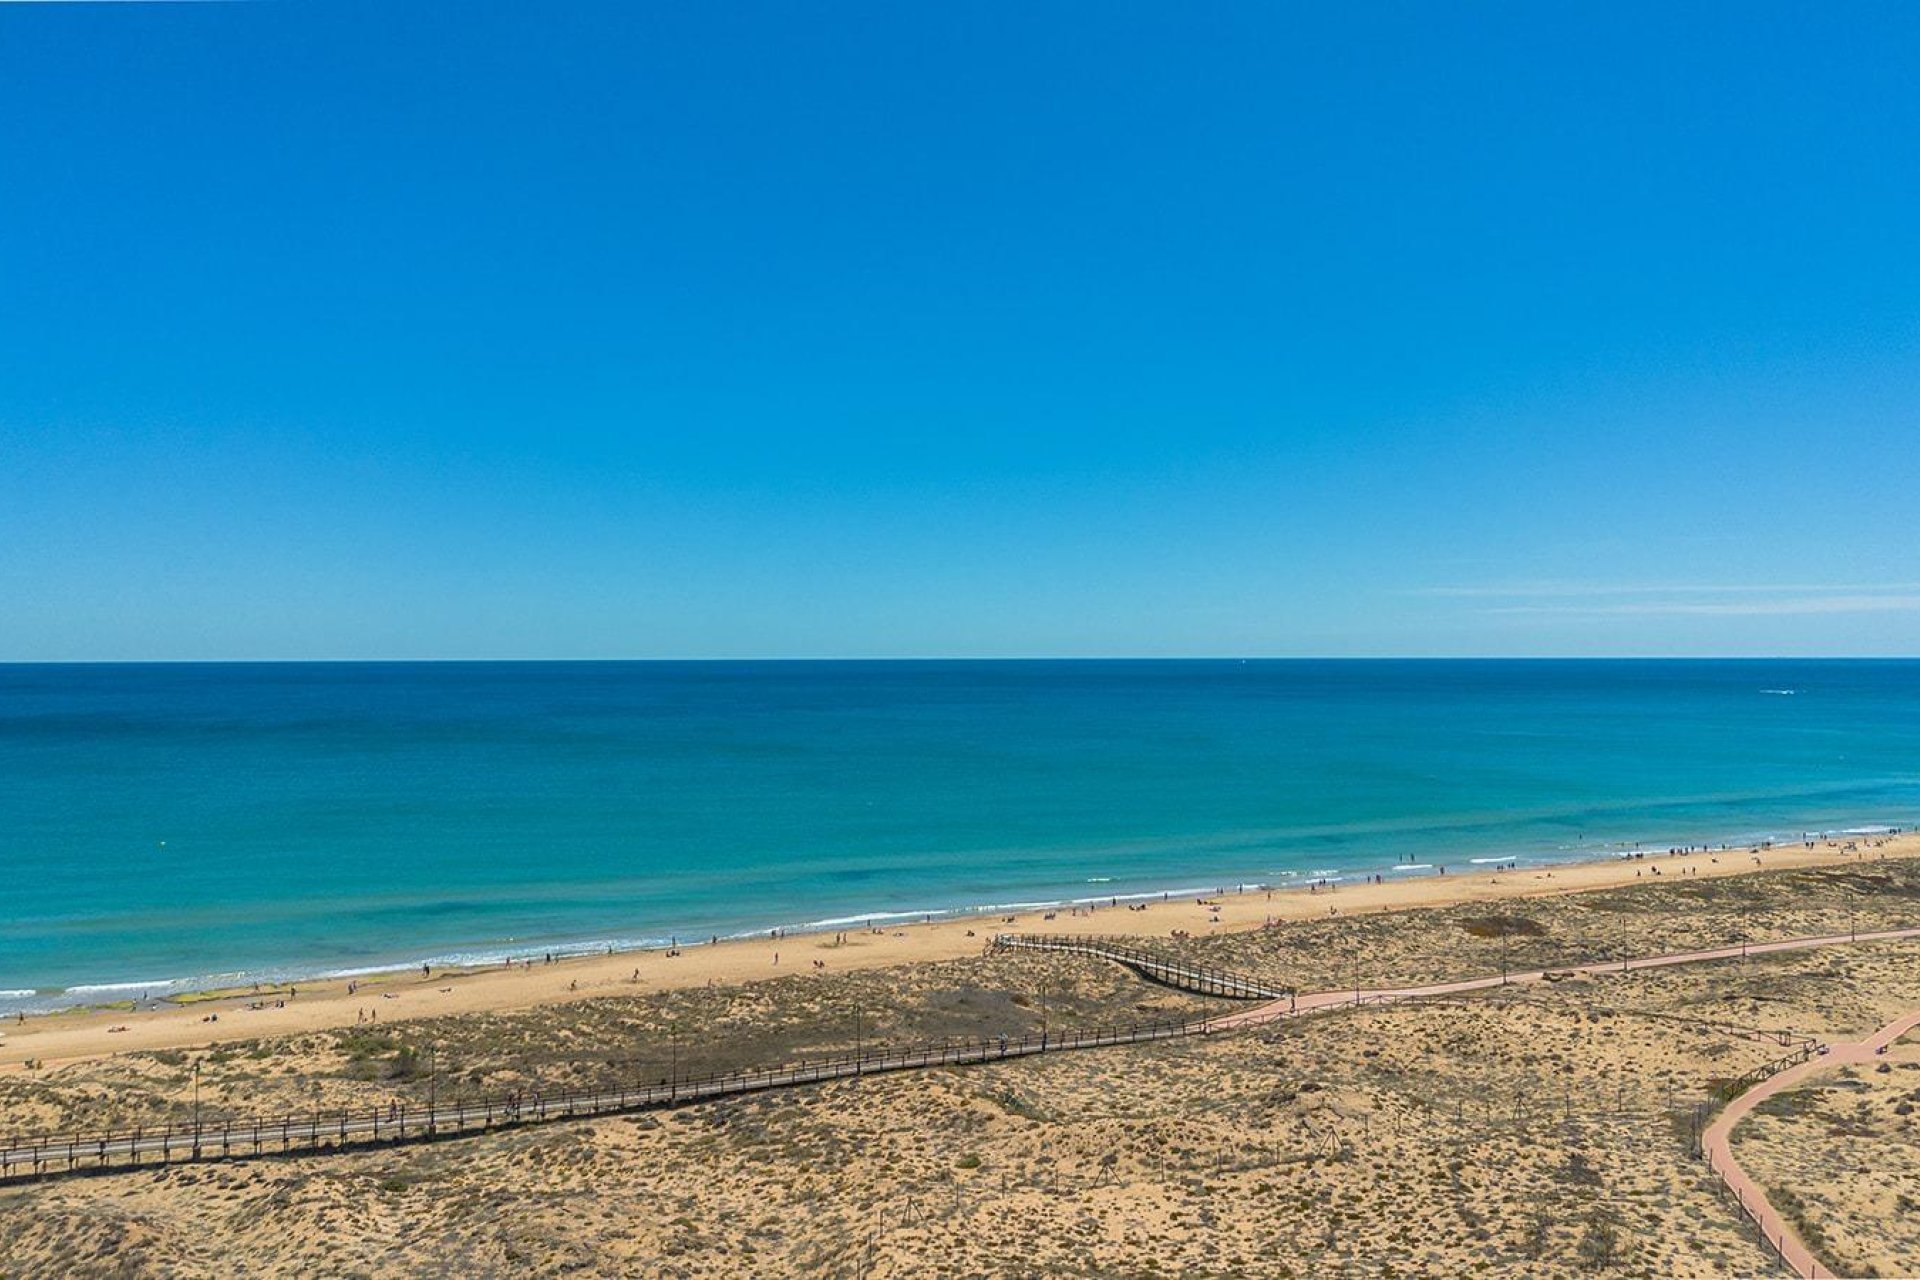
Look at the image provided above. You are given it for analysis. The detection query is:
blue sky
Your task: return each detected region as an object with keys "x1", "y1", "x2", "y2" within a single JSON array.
[{"x1": 3, "y1": 3, "x2": 1916, "y2": 659}]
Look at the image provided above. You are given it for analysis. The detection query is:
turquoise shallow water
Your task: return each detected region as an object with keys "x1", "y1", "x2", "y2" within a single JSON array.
[{"x1": 3, "y1": 659, "x2": 1918, "y2": 1012}]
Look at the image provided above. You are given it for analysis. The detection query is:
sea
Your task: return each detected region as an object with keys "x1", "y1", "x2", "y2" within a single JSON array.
[{"x1": 3, "y1": 659, "x2": 1918, "y2": 1014}]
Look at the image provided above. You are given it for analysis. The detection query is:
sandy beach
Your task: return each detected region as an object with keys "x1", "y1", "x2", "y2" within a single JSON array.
[
  {"x1": 8, "y1": 834, "x2": 1920, "y2": 1277},
  {"x1": 7, "y1": 829, "x2": 1912, "y2": 1074}
]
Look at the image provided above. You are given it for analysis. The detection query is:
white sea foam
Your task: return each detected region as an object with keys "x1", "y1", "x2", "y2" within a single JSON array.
[
  {"x1": 805, "y1": 909, "x2": 942, "y2": 928},
  {"x1": 320, "y1": 962, "x2": 432, "y2": 980},
  {"x1": 1469, "y1": 857, "x2": 1514, "y2": 865},
  {"x1": 1069, "y1": 885, "x2": 1212, "y2": 907},
  {"x1": 0, "y1": 979, "x2": 191, "y2": 1016},
  {"x1": 1388, "y1": 863, "x2": 1434, "y2": 872},
  {"x1": 410, "y1": 937, "x2": 679, "y2": 969}
]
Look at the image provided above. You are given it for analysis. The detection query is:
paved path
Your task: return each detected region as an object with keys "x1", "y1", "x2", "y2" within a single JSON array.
[
  {"x1": 1211, "y1": 925, "x2": 1920, "y2": 1031},
  {"x1": 1700, "y1": 1006, "x2": 1920, "y2": 1279}
]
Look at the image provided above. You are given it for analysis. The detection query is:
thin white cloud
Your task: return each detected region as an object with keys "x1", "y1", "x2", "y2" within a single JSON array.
[
  {"x1": 1486, "y1": 595, "x2": 1920, "y2": 618},
  {"x1": 1412, "y1": 580, "x2": 1920, "y2": 620},
  {"x1": 1416, "y1": 582, "x2": 1920, "y2": 599}
]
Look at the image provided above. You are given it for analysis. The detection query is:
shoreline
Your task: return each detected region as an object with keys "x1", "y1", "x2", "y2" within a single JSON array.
[
  {"x1": 6, "y1": 819, "x2": 1912, "y2": 1021},
  {"x1": 3, "y1": 826, "x2": 1915, "y2": 1075}
]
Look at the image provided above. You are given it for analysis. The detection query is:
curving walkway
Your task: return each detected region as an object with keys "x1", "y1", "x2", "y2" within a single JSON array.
[{"x1": 1701, "y1": 1007, "x2": 1920, "y2": 1280}]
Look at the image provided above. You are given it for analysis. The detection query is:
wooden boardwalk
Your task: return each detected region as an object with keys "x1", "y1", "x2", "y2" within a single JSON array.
[
  {"x1": 989, "y1": 933, "x2": 1289, "y2": 1000},
  {"x1": 0, "y1": 1016, "x2": 1216, "y2": 1185}
]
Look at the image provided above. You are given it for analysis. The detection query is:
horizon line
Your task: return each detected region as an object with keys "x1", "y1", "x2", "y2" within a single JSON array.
[{"x1": 4, "y1": 654, "x2": 1919, "y2": 666}]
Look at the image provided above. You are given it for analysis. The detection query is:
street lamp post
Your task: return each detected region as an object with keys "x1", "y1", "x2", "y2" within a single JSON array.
[{"x1": 191, "y1": 1062, "x2": 202, "y2": 1158}]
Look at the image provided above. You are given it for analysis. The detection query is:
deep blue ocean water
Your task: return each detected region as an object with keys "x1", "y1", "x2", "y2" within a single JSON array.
[{"x1": 3, "y1": 660, "x2": 1918, "y2": 1012}]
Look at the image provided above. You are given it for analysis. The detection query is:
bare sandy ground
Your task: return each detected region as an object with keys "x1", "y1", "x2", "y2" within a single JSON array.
[{"x1": 5, "y1": 831, "x2": 1910, "y2": 1074}]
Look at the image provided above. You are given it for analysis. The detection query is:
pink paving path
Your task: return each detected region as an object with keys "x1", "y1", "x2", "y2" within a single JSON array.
[
  {"x1": 1210, "y1": 925, "x2": 1920, "y2": 1030},
  {"x1": 1700, "y1": 1006, "x2": 1920, "y2": 1280},
  {"x1": 1204, "y1": 924, "x2": 1920, "y2": 1279}
]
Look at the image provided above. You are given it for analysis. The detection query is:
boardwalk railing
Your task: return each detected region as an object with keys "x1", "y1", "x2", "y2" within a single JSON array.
[
  {"x1": 1351, "y1": 991, "x2": 1466, "y2": 1011},
  {"x1": 991, "y1": 933, "x2": 1288, "y2": 1001},
  {"x1": 0, "y1": 1014, "x2": 1217, "y2": 1185},
  {"x1": 1712, "y1": 1042, "x2": 1820, "y2": 1105}
]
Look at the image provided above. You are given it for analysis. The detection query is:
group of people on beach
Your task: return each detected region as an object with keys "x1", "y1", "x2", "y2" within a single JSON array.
[{"x1": 33, "y1": 827, "x2": 1909, "y2": 1041}]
